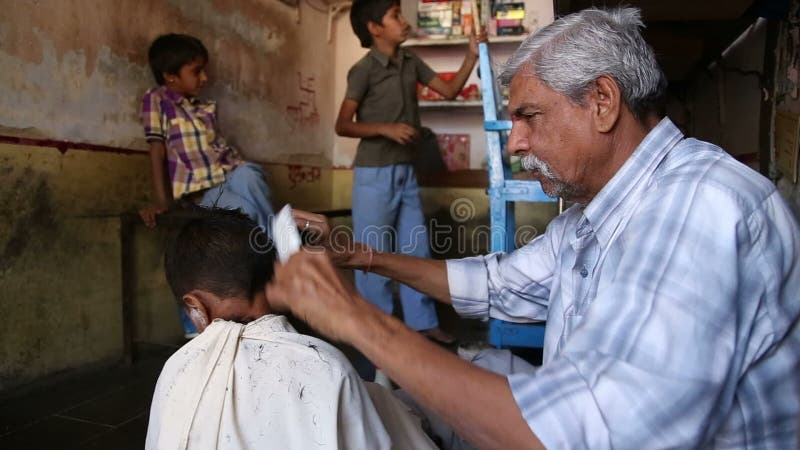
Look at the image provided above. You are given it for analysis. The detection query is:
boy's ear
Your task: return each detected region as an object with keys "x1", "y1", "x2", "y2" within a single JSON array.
[
  {"x1": 162, "y1": 72, "x2": 175, "y2": 84},
  {"x1": 366, "y1": 20, "x2": 382, "y2": 37},
  {"x1": 182, "y1": 291, "x2": 210, "y2": 331}
]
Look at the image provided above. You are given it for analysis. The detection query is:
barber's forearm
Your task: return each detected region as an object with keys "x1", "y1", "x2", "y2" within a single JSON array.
[
  {"x1": 349, "y1": 248, "x2": 452, "y2": 304},
  {"x1": 347, "y1": 307, "x2": 542, "y2": 450}
]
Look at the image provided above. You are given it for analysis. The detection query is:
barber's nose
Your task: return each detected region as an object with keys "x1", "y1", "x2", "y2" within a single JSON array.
[{"x1": 507, "y1": 123, "x2": 528, "y2": 157}]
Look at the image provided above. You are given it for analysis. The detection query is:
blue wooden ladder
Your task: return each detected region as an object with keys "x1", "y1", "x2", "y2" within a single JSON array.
[{"x1": 478, "y1": 42, "x2": 557, "y2": 349}]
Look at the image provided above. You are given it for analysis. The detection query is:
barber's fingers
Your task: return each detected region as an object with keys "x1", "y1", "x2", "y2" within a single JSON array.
[
  {"x1": 292, "y1": 209, "x2": 326, "y2": 225},
  {"x1": 266, "y1": 251, "x2": 359, "y2": 341},
  {"x1": 292, "y1": 209, "x2": 330, "y2": 239},
  {"x1": 266, "y1": 251, "x2": 332, "y2": 312}
]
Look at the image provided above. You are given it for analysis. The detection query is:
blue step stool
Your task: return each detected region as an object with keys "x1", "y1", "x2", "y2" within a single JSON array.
[{"x1": 477, "y1": 42, "x2": 559, "y2": 350}]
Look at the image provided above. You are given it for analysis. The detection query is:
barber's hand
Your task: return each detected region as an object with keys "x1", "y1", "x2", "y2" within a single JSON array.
[
  {"x1": 292, "y1": 209, "x2": 365, "y2": 268},
  {"x1": 266, "y1": 251, "x2": 371, "y2": 342},
  {"x1": 293, "y1": 209, "x2": 330, "y2": 242}
]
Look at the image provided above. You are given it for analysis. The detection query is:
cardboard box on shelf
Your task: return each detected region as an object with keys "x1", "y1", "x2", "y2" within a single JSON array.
[
  {"x1": 451, "y1": 1, "x2": 462, "y2": 36},
  {"x1": 436, "y1": 133, "x2": 471, "y2": 171},
  {"x1": 493, "y1": 1, "x2": 525, "y2": 19}
]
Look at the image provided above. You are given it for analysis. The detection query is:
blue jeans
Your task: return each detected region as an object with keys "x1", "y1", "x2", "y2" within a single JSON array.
[
  {"x1": 177, "y1": 162, "x2": 274, "y2": 336},
  {"x1": 199, "y1": 163, "x2": 275, "y2": 231},
  {"x1": 352, "y1": 164, "x2": 438, "y2": 331}
]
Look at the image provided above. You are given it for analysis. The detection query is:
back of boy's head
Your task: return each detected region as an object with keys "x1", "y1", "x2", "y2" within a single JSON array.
[
  {"x1": 148, "y1": 33, "x2": 209, "y2": 85},
  {"x1": 164, "y1": 208, "x2": 275, "y2": 302},
  {"x1": 350, "y1": 0, "x2": 400, "y2": 48}
]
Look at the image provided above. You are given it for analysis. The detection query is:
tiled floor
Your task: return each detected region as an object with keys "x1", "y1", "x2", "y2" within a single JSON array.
[{"x1": 0, "y1": 344, "x2": 175, "y2": 450}]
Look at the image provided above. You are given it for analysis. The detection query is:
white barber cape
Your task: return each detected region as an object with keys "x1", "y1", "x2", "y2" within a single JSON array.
[{"x1": 145, "y1": 315, "x2": 436, "y2": 450}]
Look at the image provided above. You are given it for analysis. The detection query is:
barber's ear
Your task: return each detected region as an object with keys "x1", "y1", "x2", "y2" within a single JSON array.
[
  {"x1": 591, "y1": 75, "x2": 621, "y2": 133},
  {"x1": 182, "y1": 293, "x2": 210, "y2": 331}
]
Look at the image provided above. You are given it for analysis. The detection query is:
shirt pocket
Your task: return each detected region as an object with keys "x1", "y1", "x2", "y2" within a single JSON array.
[{"x1": 559, "y1": 290, "x2": 597, "y2": 348}]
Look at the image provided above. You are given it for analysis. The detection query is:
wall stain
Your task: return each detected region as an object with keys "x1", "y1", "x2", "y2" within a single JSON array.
[
  {"x1": 1, "y1": 0, "x2": 333, "y2": 162},
  {"x1": 0, "y1": 168, "x2": 57, "y2": 273}
]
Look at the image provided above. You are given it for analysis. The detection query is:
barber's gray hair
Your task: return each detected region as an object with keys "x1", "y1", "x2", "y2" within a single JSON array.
[{"x1": 499, "y1": 7, "x2": 666, "y2": 120}]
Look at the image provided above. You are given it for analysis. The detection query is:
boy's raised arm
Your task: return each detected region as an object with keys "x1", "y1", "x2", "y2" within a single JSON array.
[
  {"x1": 427, "y1": 31, "x2": 487, "y2": 100},
  {"x1": 335, "y1": 98, "x2": 419, "y2": 145},
  {"x1": 140, "y1": 141, "x2": 171, "y2": 228}
]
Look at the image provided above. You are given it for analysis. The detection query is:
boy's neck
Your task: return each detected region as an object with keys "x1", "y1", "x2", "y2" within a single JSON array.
[
  {"x1": 373, "y1": 38, "x2": 401, "y2": 59},
  {"x1": 164, "y1": 85, "x2": 193, "y2": 100}
]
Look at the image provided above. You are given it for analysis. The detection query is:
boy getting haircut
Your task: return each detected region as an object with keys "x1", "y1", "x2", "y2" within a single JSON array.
[
  {"x1": 147, "y1": 207, "x2": 437, "y2": 450},
  {"x1": 164, "y1": 207, "x2": 273, "y2": 305}
]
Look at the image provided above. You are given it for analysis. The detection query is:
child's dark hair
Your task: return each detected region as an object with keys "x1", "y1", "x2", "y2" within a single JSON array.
[
  {"x1": 164, "y1": 207, "x2": 275, "y2": 302},
  {"x1": 350, "y1": 0, "x2": 400, "y2": 48},
  {"x1": 147, "y1": 33, "x2": 209, "y2": 85}
]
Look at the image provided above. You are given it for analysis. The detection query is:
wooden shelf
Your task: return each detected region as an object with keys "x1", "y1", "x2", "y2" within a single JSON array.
[
  {"x1": 419, "y1": 99, "x2": 508, "y2": 110},
  {"x1": 403, "y1": 34, "x2": 528, "y2": 47},
  {"x1": 419, "y1": 100, "x2": 482, "y2": 109},
  {"x1": 417, "y1": 169, "x2": 489, "y2": 188},
  {"x1": 417, "y1": 169, "x2": 537, "y2": 188}
]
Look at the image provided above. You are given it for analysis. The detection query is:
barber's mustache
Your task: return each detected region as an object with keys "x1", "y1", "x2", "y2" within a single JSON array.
[{"x1": 521, "y1": 154, "x2": 557, "y2": 180}]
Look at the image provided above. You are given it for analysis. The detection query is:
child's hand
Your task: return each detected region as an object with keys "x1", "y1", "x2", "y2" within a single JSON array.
[
  {"x1": 469, "y1": 30, "x2": 489, "y2": 57},
  {"x1": 382, "y1": 123, "x2": 419, "y2": 145},
  {"x1": 140, "y1": 204, "x2": 168, "y2": 228}
]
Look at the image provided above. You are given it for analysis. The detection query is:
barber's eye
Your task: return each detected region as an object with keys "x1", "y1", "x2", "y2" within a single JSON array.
[{"x1": 513, "y1": 112, "x2": 536, "y2": 121}]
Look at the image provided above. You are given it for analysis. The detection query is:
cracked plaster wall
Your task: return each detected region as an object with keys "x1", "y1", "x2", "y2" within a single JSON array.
[
  {"x1": 0, "y1": 0, "x2": 335, "y2": 165},
  {"x1": 0, "y1": 0, "x2": 338, "y2": 391}
]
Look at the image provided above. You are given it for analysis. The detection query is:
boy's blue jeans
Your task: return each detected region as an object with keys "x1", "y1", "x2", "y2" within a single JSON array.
[
  {"x1": 352, "y1": 164, "x2": 439, "y2": 331},
  {"x1": 178, "y1": 162, "x2": 275, "y2": 336},
  {"x1": 199, "y1": 162, "x2": 275, "y2": 231}
]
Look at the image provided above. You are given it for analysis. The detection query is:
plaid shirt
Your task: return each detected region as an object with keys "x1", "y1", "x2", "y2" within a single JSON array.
[
  {"x1": 140, "y1": 86, "x2": 242, "y2": 199},
  {"x1": 447, "y1": 118, "x2": 800, "y2": 449}
]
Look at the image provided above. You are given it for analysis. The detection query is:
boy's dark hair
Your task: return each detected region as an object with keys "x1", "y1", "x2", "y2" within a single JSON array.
[
  {"x1": 147, "y1": 33, "x2": 209, "y2": 85},
  {"x1": 164, "y1": 208, "x2": 275, "y2": 302},
  {"x1": 350, "y1": 0, "x2": 399, "y2": 48}
]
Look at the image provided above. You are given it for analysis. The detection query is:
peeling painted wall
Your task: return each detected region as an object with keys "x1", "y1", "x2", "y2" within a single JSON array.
[
  {"x1": 0, "y1": 143, "x2": 153, "y2": 390},
  {"x1": 0, "y1": 0, "x2": 336, "y2": 164},
  {"x1": 0, "y1": 0, "x2": 343, "y2": 391}
]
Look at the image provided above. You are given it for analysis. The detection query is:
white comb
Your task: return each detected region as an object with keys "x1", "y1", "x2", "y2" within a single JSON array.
[{"x1": 272, "y1": 204, "x2": 302, "y2": 263}]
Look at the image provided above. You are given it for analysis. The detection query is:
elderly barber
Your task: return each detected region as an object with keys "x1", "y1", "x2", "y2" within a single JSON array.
[{"x1": 268, "y1": 7, "x2": 800, "y2": 449}]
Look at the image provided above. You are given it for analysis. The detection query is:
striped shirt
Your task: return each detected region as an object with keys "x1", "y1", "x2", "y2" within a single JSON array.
[
  {"x1": 140, "y1": 86, "x2": 242, "y2": 199},
  {"x1": 447, "y1": 118, "x2": 800, "y2": 449}
]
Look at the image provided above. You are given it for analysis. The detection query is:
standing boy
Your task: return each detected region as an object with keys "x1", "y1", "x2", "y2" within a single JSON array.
[
  {"x1": 139, "y1": 33, "x2": 274, "y2": 338},
  {"x1": 336, "y1": 0, "x2": 485, "y2": 352}
]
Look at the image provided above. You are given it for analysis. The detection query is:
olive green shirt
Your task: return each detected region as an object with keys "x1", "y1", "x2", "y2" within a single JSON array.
[{"x1": 346, "y1": 47, "x2": 437, "y2": 167}]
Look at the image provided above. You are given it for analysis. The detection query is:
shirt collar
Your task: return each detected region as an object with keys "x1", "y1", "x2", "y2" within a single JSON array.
[
  {"x1": 157, "y1": 85, "x2": 187, "y2": 103},
  {"x1": 368, "y1": 46, "x2": 409, "y2": 68},
  {"x1": 582, "y1": 117, "x2": 684, "y2": 247},
  {"x1": 156, "y1": 85, "x2": 210, "y2": 107}
]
